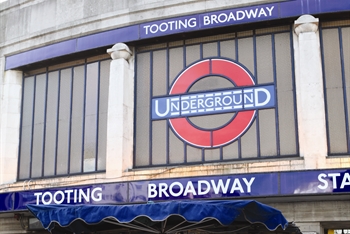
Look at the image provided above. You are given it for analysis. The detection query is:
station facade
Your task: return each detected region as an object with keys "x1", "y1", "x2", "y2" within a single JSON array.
[{"x1": 0, "y1": 0, "x2": 349, "y2": 233}]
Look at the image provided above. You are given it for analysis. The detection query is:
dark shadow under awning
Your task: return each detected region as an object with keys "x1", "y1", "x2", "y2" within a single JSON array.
[{"x1": 27, "y1": 200, "x2": 301, "y2": 234}]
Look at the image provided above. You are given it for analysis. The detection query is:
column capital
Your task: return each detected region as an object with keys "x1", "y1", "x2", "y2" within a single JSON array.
[
  {"x1": 294, "y1": 15, "x2": 319, "y2": 36},
  {"x1": 107, "y1": 43, "x2": 132, "y2": 61}
]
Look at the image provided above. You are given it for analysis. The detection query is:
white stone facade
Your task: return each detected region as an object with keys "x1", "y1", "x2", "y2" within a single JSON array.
[{"x1": 0, "y1": 0, "x2": 349, "y2": 233}]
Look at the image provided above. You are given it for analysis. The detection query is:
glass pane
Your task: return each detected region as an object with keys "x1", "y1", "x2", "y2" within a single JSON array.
[
  {"x1": 223, "y1": 140, "x2": 239, "y2": 160},
  {"x1": 153, "y1": 50, "x2": 167, "y2": 96},
  {"x1": 277, "y1": 90, "x2": 297, "y2": 155},
  {"x1": 70, "y1": 65, "x2": 85, "y2": 173},
  {"x1": 169, "y1": 47, "x2": 184, "y2": 86},
  {"x1": 44, "y1": 71, "x2": 59, "y2": 176},
  {"x1": 169, "y1": 130, "x2": 185, "y2": 164},
  {"x1": 56, "y1": 68, "x2": 72, "y2": 175},
  {"x1": 31, "y1": 74, "x2": 47, "y2": 178},
  {"x1": 344, "y1": 28, "x2": 350, "y2": 150},
  {"x1": 204, "y1": 148, "x2": 220, "y2": 161},
  {"x1": 259, "y1": 109, "x2": 277, "y2": 156},
  {"x1": 275, "y1": 32, "x2": 297, "y2": 155},
  {"x1": 237, "y1": 37, "x2": 254, "y2": 74},
  {"x1": 203, "y1": 42, "x2": 218, "y2": 58},
  {"x1": 240, "y1": 119, "x2": 258, "y2": 158},
  {"x1": 152, "y1": 121, "x2": 167, "y2": 165},
  {"x1": 84, "y1": 62, "x2": 99, "y2": 172},
  {"x1": 187, "y1": 145, "x2": 201, "y2": 163},
  {"x1": 256, "y1": 35, "x2": 273, "y2": 84},
  {"x1": 97, "y1": 60, "x2": 110, "y2": 171},
  {"x1": 186, "y1": 45, "x2": 200, "y2": 66},
  {"x1": 19, "y1": 76, "x2": 35, "y2": 179},
  {"x1": 220, "y1": 39, "x2": 236, "y2": 60},
  {"x1": 135, "y1": 53, "x2": 151, "y2": 166},
  {"x1": 323, "y1": 28, "x2": 347, "y2": 153}
]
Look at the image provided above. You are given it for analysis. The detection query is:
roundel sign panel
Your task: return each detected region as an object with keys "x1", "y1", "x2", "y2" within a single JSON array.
[{"x1": 152, "y1": 58, "x2": 275, "y2": 148}]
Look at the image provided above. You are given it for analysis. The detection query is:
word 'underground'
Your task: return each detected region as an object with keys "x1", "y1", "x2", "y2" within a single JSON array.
[
  {"x1": 148, "y1": 177, "x2": 255, "y2": 198},
  {"x1": 152, "y1": 85, "x2": 274, "y2": 120}
]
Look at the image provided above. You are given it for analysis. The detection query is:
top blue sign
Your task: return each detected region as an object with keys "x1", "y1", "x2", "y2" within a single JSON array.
[
  {"x1": 5, "y1": 0, "x2": 350, "y2": 70},
  {"x1": 140, "y1": 3, "x2": 279, "y2": 38}
]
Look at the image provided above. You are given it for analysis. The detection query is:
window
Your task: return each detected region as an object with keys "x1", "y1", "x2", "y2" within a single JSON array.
[
  {"x1": 18, "y1": 56, "x2": 110, "y2": 180},
  {"x1": 134, "y1": 25, "x2": 298, "y2": 167},
  {"x1": 321, "y1": 20, "x2": 350, "y2": 155}
]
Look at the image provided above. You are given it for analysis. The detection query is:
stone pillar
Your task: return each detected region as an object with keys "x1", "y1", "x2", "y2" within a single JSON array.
[
  {"x1": 0, "y1": 70, "x2": 22, "y2": 184},
  {"x1": 293, "y1": 15, "x2": 327, "y2": 169},
  {"x1": 105, "y1": 43, "x2": 134, "y2": 178}
]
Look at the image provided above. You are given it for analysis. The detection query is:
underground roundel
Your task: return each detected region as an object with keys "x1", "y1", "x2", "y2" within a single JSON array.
[{"x1": 151, "y1": 58, "x2": 275, "y2": 148}]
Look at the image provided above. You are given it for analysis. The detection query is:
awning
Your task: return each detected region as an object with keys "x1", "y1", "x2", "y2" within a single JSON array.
[{"x1": 27, "y1": 200, "x2": 301, "y2": 234}]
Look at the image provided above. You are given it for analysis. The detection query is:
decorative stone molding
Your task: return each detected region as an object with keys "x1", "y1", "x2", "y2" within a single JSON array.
[
  {"x1": 294, "y1": 14, "x2": 319, "y2": 35},
  {"x1": 293, "y1": 14, "x2": 327, "y2": 169},
  {"x1": 105, "y1": 43, "x2": 134, "y2": 178},
  {"x1": 107, "y1": 43, "x2": 132, "y2": 61}
]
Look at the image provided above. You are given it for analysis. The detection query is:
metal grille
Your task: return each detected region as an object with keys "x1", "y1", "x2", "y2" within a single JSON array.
[
  {"x1": 321, "y1": 22, "x2": 350, "y2": 155},
  {"x1": 134, "y1": 26, "x2": 299, "y2": 167},
  {"x1": 18, "y1": 58, "x2": 110, "y2": 180}
]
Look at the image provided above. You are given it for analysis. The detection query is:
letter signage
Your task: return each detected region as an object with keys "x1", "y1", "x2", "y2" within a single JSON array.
[
  {"x1": 280, "y1": 169, "x2": 350, "y2": 194},
  {"x1": 1, "y1": 169, "x2": 348, "y2": 212},
  {"x1": 147, "y1": 176, "x2": 261, "y2": 200},
  {"x1": 140, "y1": 3, "x2": 280, "y2": 38}
]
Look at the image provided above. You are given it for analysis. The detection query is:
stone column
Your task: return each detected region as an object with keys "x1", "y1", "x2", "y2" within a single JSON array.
[
  {"x1": 105, "y1": 43, "x2": 134, "y2": 178},
  {"x1": 293, "y1": 15, "x2": 327, "y2": 169},
  {"x1": 0, "y1": 70, "x2": 22, "y2": 184}
]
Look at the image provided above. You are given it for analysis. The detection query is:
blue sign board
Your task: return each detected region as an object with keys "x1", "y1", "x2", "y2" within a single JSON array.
[
  {"x1": 140, "y1": 3, "x2": 279, "y2": 39},
  {"x1": 0, "y1": 169, "x2": 349, "y2": 212},
  {"x1": 152, "y1": 85, "x2": 275, "y2": 120},
  {"x1": 0, "y1": 193, "x2": 13, "y2": 212},
  {"x1": 144, "y1": 173, "x2": 278, "y2": 200},
  {"x1": 280, "y1": 169, "x2": 350, "y2": 194},
  {"x1": 5, "y1": 0, "x2": 350, "y2": 70},
  {"x1": 13, "y1": 183, "x2": 129, "y2": 210}
]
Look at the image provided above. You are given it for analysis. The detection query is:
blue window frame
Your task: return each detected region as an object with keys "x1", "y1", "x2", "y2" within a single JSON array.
[
  {"x1": 320, "y1": 21, "x2": 350, "y2": 156},
  {"x1": 134, "y1": 25, "x2": 299, "y2": 168},
  {"x1": 18, "y1": 57, "x2": 110, "y2": 180}
]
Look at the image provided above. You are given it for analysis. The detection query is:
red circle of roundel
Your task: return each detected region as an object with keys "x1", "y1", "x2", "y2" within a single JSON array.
[{"x1": 168, "y1": 59, "x2": 256, "y2": 148}]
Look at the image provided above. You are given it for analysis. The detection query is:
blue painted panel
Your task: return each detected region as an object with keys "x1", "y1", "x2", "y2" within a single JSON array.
[
  {"x1": 76, "y1": 25, "x2": 139, "y2": 52},
  {"x1": 278, "y1": 0, "x2": 303, "y2": 17},
  {"x1": 0, "y1": 193, "x2": 13, "y2": 212},
  {"x1": 6, "y1": 40, "x2": 77, "y2": 70}
]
